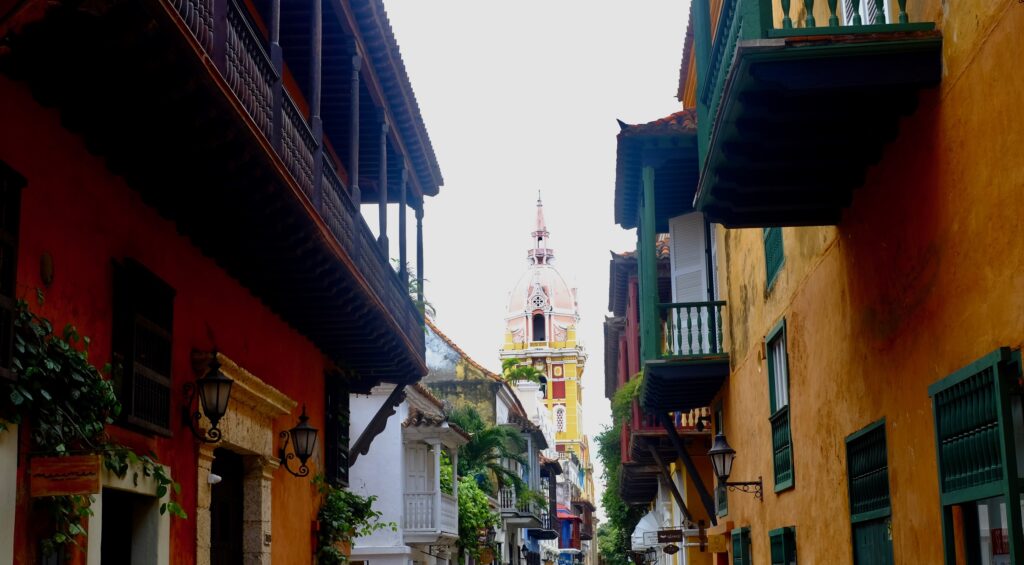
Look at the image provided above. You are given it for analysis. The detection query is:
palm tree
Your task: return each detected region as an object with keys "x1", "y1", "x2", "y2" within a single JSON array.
[
  {"x1": 501, "y1": 358, "x2": 546, "y2": 384},
  {"x1": 447, "y1": 405, "x2": 528, "y2": 496}
]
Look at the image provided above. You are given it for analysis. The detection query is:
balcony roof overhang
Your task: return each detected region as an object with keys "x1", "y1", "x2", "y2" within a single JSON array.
[
  {"x1": 614, "y1": 111, "x2": 700, "y2": 231},
  {"x1": 641, "y1": 357, "x2": 730, "y2": 413},
  {"x1": 694, "y1": 30, "x2": 943, "y2": 228},
  {"x1": 1, "y1": 0, "x2": 428, "y2": 385},
  {"x1": 619, "y1": 463, "x2": 658, "y2": 505}
]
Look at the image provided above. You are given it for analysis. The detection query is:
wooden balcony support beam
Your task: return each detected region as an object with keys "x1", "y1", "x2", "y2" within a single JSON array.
[
  {"x1": 348, "y1": 51, "x2": 362, "y2": 207},
  {"x1": 415, "y1": 203, "x2": 424, "y2": 305},
  {"x1": 378, "y1": 118, "x2": 389, "y2": 251},
  {"x1": 309, "y1": 0, "x2": 324, "y2": 209},
  {"x1": 398, "y1": 166, "x2": 408, "y2": 284},
  {"x1": 659, "y1": 412, "x2": 717, "y2": 526},
  {"x1": 647, "y1": 443, "x2": 692, "y2": 525}
]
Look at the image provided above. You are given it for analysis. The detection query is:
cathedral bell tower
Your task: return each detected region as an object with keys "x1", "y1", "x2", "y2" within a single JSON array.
[{"x1": 500, "y1": 195, "x2": 587, "y2": 453}]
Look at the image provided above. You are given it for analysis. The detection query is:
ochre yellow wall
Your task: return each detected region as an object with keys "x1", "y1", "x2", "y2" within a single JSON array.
[{"x1": 711, "y1": 3, "x2": 1024, "y2": 564}]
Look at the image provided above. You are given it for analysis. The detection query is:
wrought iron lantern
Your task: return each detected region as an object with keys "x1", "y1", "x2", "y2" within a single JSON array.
[
  {"x1": 707, "y1": 432, "x2": 763, "y2": 500},
  {"x1": 184, "y1": 352, "x2": 233, "y2": 443},
  {"x1": 644, "y1": 546, "x2": 658, "y2": 564},
  {"x1": 279, "y1": 405, "x2": 318, "y2": 477}
]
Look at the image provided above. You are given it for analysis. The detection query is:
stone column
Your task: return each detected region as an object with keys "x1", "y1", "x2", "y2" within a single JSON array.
[{"x1": 196, "y1": 445, "x2": 217, "y2": 565}]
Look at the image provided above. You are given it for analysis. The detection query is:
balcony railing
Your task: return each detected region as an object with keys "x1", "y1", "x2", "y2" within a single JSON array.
[
  {"x1": 658, "y1": 301, "x2": 725, "y2": 359},
  {"x1": 499, "y1": 487, "x2": 542, "y2": 517},
  {"x1": 632, "y1": 400, "x2": 710, "y2": 434},
  {"x1": 700, "y1": 0, "x2": 934, "y2": 135},
  {"x1": 404, "y1": 492, "x2": 457, "y2": 534},
  {"x1": 167, "y1": 0, "x2": 424, "y2": 356}
]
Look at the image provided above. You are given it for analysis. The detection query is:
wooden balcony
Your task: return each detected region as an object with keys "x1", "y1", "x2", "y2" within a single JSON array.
[
  {"x1": 619, "y1": 462, "x2": 658, "y2": 505},
  {"x1": 628, "y1": 400, "x2": 711, "y2": 464},
  {"x1": 499, "y1": 487, "x2": 543, "y2": 529},
  {"x1": 404, "y1": 491, "x2": 458, "y2": 543},
  {"x1": 692, "y1": 0, "x2": 942, "y2": 227},
  {"x1": 1, "y1": 0, "x2": 438, "y2": 383},
  {"x1": 641, "y1": 301, "x2": 730, "y2": 412}
]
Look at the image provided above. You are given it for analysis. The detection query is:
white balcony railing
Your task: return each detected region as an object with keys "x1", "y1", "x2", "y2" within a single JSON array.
[
  {"x1": 440, "y1": 494, "x2": 457, "y2": 534},
  {"x1": 405, "y1": 491, "x2": 458, "y2": 534}
]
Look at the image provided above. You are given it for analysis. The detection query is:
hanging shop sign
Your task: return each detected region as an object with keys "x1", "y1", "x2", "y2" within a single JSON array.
[{"x1": 657, "y1": 529, "x2": 684, "y2": 543}]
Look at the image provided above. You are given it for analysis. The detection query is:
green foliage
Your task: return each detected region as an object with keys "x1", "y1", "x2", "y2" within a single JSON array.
[
  {"x1": 447, "y1": 405, "x2": 527, "y2": 495},
  {"x1": 1, "y1": 297, "x2": 186, "y2": 557},
  {"x1": 456, "y1": 475, "x2": 500, "y2": 558},
  {"x1": 501, "y1": 358, "x2": 545, "y2": 384},
  {"x1": 440, "y1": 449, "x2": 454, "y2": 495},
  {"x1": 611, "y1": 374, "x2": 642, "y2": 424},
  {"x1": 393, "y1": 260, "x2": 436, "y2": 319},
  {"x1": 595, "y1": 425, "x2": 643, "y2": 565},
  {"x1": 314, "y1": 475, "x2": 396, "y2": 565}
]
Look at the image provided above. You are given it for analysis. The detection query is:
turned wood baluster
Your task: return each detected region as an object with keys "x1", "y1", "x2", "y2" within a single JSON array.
[
  {"x1": 780, "y1": 0, "x2": 793, "y2": 28},
  {"x1": 686, "y1": 305, "x2": 695, "y2": 355},
  {"x1": 827, "y1": 0, "x2": 839, "y2": 26},
  {"x1": 897, "y1": 0, "x2": 908, "y2": 23},
  {"x1": 872, "y1": 0, "x2": 885, "y2": 23},
  {"x1": 716, "y1": 304, "x2": 724, "y2": 354},
  {"x1": 671, "y1": 307, "x2": 679, "y2": 356},
  {"x1": 803, "y1": 0, "x2": 815, "y2": 27},
  {"x1": 850, "y1": 0, "x2": 862, "y2": 25},
  {"x1": 696, "y1": 305, "x2": 704, "y2": 352}
]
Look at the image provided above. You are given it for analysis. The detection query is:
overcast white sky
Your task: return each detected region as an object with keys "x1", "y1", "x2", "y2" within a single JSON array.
[{"x1": 378, "y1": 0, "x2": 690, "y2": 521}]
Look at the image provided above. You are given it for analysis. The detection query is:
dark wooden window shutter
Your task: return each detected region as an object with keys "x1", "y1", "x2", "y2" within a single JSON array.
[
  {"x1": 112, "y1": 259, "x2": 175, "y2": 436},
  {"x1": 324, "y1": 373, "x2": 350, "y2": 486},
  {"x1": 0, "y1": 162, "x2": 24, "y2": 382}
]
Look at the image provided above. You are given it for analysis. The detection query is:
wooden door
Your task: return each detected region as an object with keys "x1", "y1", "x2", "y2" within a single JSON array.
[
  {"x1": 852, "y1": 517, "x2": 894, "y2": 565},
  {"x1": 210, "y1": 448, "x2": 244, "y2": 565}
]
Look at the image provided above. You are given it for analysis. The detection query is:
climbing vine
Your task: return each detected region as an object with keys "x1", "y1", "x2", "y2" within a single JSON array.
[
  {"x1": 314, "y1": 474, "x2": 395, "y2": 565},
  {"x1": 0, "y1": 294, "x2": 185, "y2": 556}
]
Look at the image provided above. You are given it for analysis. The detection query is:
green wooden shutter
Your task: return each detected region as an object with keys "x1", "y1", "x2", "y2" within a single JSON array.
[
  {"x1": 767, "y1": 320, "x2": 793, "y2": 491},
  {"x1": 732, "y1": 527, "x2": 751, "y2": 565},
  {"x1": 846, "y1": 420, "x2": 890, "y2": 522},
  {"x1": 769, "y1": 527, "x2": 796, "y2": 565},
  {"x1": 763, "y1": 227, "x2": 784, "y2": 291}
]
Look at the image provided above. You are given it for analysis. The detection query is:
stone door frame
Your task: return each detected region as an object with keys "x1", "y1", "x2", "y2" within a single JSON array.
[{"x1": 194, "y1": 352, "x2": 295, "y2": 565}]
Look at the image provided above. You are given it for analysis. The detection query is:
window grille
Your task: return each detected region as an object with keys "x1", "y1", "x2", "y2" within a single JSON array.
[{"x1": 112, "y1": 260, "x2": 175, "y2": 436}]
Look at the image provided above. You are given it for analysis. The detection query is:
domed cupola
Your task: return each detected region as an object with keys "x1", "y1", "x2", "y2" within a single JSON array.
[{"x1": 504, "y1": 195, "x2": 580, "y2": 347}]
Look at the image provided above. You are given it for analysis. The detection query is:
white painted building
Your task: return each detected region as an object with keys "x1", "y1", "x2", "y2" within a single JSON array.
[{"x1": 349, "y1": 384, "x2": 469, "y2": 565}]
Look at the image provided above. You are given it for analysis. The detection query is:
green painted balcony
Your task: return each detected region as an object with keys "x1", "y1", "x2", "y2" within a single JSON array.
[
  {"x1": 641, "y1": 301, "x2": 730, "y2": 413},
  {"x1": 692, "y1": 0, "x2": 942, "y2": 227}
]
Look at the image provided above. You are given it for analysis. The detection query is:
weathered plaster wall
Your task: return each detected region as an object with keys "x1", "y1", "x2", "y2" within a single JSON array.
[
  {"x1": 0, "y1": 76, "x2": 328, "y2": 565},
  {"x1": 349, "y1": 387, "x2": 408, "y2": 550},
  {"x1": 713, "y1": 2, "x2": 1024, "y2": 563}
]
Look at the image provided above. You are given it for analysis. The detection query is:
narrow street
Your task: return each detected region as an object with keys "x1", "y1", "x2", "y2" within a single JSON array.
[{"x1": 0, "y1": 1, "x2": 1021, "y2": 565}]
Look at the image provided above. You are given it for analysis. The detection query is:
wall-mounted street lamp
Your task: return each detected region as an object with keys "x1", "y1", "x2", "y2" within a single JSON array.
[
  {"x1": 183, "y1": 352, "x2": 234, "y2": 443},
  {"x1": 279, "y1": 405, "x2": 318, "y2": 477},
  {"x1": 644, "y1": 546, "x2": 657, "y2": 565},
  {"x1": 707, "y1": 432, "x2": 763, "y2": 501}
]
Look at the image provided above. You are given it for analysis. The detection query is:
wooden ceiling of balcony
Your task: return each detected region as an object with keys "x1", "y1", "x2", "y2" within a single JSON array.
[
  {"x1": 619, "y1": 463, "x2": 659, "y2": 505},
  {"x1": 695, "y1": 32, "x2": 943, "y2": 228},
  {"x1": 2, "y1": 1, "x2": 425, "y2": 385},
  {"x1": 641, "y1": 357, "x2": 729, "y2": 413}
]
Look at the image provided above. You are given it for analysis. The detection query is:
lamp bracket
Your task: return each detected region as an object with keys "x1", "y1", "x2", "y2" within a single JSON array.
[
  {"x1": 725, "y1": 476, "x2": 763, "y2": 501},
  {"x1": 183, "y1": 382, "x2": 223, "y2": 444},
  {"x1": 278, "y1": 431, "x2": 311, "y2": 477}
]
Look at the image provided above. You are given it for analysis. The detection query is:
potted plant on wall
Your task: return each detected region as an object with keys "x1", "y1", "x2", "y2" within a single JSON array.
[{"x1": 313, "y1": 475, "x2": 394, "y2": 565}]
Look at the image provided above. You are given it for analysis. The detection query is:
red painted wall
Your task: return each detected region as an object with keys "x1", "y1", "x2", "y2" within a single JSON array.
[{"x1": 1, "y1": 75, "x2": 329, "y2": 565}]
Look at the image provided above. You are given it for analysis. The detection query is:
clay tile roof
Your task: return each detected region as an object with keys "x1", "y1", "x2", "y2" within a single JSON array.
[
  {"x1": 412, "y1": 382, "x2": 445, "y2": 409},
  {"x1": 618, "y1": 109, "x2": 697, "y2": 138},
  {"x1": 402, "y1": 407, "x2": 471, "y2": 441},
  {"x1": 425, "y1": 318, "x2": 502, "y2": 382},
  {"x1": 677, "y1": 7, "x2": 695, "y2": 102}
]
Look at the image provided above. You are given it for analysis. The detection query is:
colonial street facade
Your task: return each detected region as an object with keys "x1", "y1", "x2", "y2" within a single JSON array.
[{"x1": 604, "y1": 0, "x2": 1024, "y2": 564}]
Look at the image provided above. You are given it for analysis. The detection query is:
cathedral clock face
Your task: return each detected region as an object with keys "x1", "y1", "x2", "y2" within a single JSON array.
[{"x1": 553, "y1": 365, "x2": 563, "y2": 377}]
